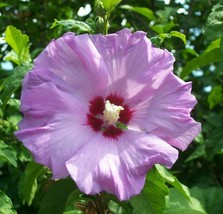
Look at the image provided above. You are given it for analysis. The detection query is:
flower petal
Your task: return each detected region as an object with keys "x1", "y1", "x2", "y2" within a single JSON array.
[
  {"x1": 15, "y1": 82, "x2": 94, "y2": 178},
  {"x1": 90, "y1": 29, "x2": 174, "y2": 101},
  {"x1": 66, "y1": 130, "x2": 178, "y2": 201},
  {"x1": 33, "y1": 32, "x2": 108, "y2": 99},
  {"x1": 132, "y1": 72, "x2": 201, "y2": 150}
]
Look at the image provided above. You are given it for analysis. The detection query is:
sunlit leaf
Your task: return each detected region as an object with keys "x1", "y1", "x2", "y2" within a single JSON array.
[
  {"x1": 204, "y1": 38, "x2": 221, "y2": 53},
  {"x1": 0, "y1": 3, "x2": 10, "y2": 8},
  {"x1": 156, "y1": 165, "x2": 190, "y2": 201},
  {"x1": 18, "y1": 162, "x2": 47, "y2": 205},
  {"x1": 151, "y1": 31, "x2": 186, "y2": 47},
  {"x1": 0, "y1": 190, "x2": 16, "y2": 214},
  {"x1": 120, "y1": 5, "x2": 155, "y2": 20},
  {"x1": 170, "y1": 31, "x2": 186, "y2": 45},
  {"x1": 102, "y1": 0, "x2": 122, "y2": 13},
  {"x1": 0, "y1": 140, "x2": 17, "y2": 167},
  {"x1": 51, "y1": 19, "x2": 94, "y2": 33},
  {"x1": 130, "y1": 167, "x2": 169, "y2": 214},
  {"x1": 5, "y1": 26, "x2": 31, "y2": 65}
]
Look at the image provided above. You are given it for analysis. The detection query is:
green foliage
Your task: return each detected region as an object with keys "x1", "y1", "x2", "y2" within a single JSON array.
[
  {"x1": 205, "y1": 127, "x2": 223, "y2": 159},
  {"x1": 180, "y1": 39, "x2": 223, "y2": 78},
  {"x1": 165, "y1": 188, "x2": 206, "y2": 214},
  {"x1": 102, "y1": 0, "x2": 122, "y2": 13},
  {"x1": 208, "y1": 85, "x2": 223, "y2": 109},
  {"x1": 0, "y1": 140, "x2": 17, "y2": 167},
  {"x1": 18, "y1": 162, "x2": 48, "y2": 206},
  {"x1": 156, "y1": 165, "x2": 190, "y2": 201},
  {"x1": 4, "y1": 26, "x2": 31, "y2": 65},
  {"x1": 39, "y1": 179, "x2": 76, "y2": 214},
  {"x1": 0, "y1": 0, "x2": 223, "y2": 213},
  {"x1": 204, "y1": 3, "x2": 223, "y2": 41},
  {"x1": 165, "y1": 187, "x2": 223, "y2": 214},
  {"x1": 51, "y1": 19, "x2": 95, "y2": 34},
  {"x1": 0, "y1": 190, "x2": 16, "y2": 214},
  {"x1": 151, "y1": 31, "x2": 186, "y2": 47},
  {"x1": 130, "y1": 167, "x2": 169, "y2": 214},
  {"x1": 0, "y1": 64, "x2": 32, "y2": 114},
  {"x1": 120, "y1": 5, "x2": 155, "y2": 20}
]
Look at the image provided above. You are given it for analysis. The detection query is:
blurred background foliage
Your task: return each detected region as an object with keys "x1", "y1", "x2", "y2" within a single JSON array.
[{"x1": 0, "y1": 0, "x2": 223, "y2": 213}]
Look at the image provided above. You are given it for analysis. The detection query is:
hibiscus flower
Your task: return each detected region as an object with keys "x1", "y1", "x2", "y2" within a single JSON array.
[{"x1": 15, "y1": 29, "x2": 201, "y2": 200}]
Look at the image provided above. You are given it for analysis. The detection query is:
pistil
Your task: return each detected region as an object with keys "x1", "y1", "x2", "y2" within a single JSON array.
[{"x1": 103, "y1": 100, "x2": 124, "y2": 125}]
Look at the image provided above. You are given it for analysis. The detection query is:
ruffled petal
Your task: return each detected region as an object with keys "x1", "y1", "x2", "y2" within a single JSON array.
[
  {"x1": 32, "y1": 33, "x2": 108, "y2": 99},
  {"x1": 66, "y1": 130, "x2": 178, "y2": 201},
  {"x1": 90, "y1": 29, "x2": 174, "y2": 101},
  {"x1": 132, "y1": 72, "x2": 201, "y2": 150},
  {"x1": 118, "y1": 131, "x2": 178, "y2": 175},
  {"x1": 15, "y1": 82, "x2": 94, "y2": 178}
]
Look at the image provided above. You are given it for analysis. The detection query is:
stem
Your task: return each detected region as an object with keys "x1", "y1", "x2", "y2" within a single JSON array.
[
  {"x1": 95, "y1": 193, "x2": 107, "y2": 214},
  {"x1": 103, "y1": 14, "x2": 110, "y2": 34}
]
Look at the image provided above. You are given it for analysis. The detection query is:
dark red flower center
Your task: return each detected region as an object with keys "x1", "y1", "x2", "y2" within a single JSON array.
[{"x1": 87, "y1": 94, "x2": 133, "y2": 139}]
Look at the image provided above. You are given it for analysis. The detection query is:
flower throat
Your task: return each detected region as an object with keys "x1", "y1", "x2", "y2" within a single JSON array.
[{"x1": 87, "y1": 94, "x2": 133, "y2": 139}]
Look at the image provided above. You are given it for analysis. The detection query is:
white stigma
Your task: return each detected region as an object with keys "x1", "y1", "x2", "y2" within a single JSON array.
[{"x1": 103, "y1": 100, "x2": 124, "y2": 125}]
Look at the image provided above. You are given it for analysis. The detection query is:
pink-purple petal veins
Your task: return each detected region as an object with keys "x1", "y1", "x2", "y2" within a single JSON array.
[
  {"x1": 33, "y1": 33, "x2": 109, "y2": 100},
  {"x1": 132, "y1": 72, "x2": 201, "y2": 151},
  {"x1": 15, "y1": 28, "x2": 201, "y2": 201},
  {"x1": 15, "y1": 82, "x2": 95, "y2": 178},
  {"x1": 66, "y1": 131, "x2": 178, "y2": 201},
  {"x1": 90, "y1": 29, "x2": 175, "y2": 101}
]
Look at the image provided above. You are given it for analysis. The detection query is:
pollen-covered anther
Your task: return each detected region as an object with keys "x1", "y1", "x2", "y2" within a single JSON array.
[{"x1": 103, "y1": 100, "x2": 124, "y2": 125}]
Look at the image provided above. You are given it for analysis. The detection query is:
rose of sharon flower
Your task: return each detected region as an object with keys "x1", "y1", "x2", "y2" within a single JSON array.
[{"x1": 15, "y1": 29, "x2": 201, "y2": 200}]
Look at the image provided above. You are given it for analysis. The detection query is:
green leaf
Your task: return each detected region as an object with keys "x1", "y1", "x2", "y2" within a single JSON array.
[
  {"x1": 150, "y1": 22, "x2": 176, "y2": 34},
  {"x1": 0, "y1": 64, "x2": 32, "y2": 114},
  {"x1": 208, "y1": 85, "x2": 223, "y2": 109},
  {"x1": 4, "y1": 50, "x2": 20, "y2": 65},
  {"x1": 204, "y1": 4, "x2": 223, "y2": 41},
  {"x1": 18, "y1": 162, "x2": 47, "y2": 205},
  {"x1": 39, "y1": 178, "x2": 76, "y2": 214},
  {"x1": 169, "y1": 31, "x2": 186, "y2": 45},
  {"x1": 102, "y1": 0, "x2": 122, "y2": 13},
  {"x1": 180, "y1": 48, "x2": 222, "y2": 78},
  {"x1": 108, "y1": 200, "x2": 125, "y2": 214},
  {"x1": 185, "y1": 144, "x2": 206, "y2": 162},
  {"x1": 63, "y1": 189, "x2": 83, "y2": 214},
  {"x1": 0, "y1": 190, "x2": 16, "y2": 214},
  {"x1": 204, "y1": 38, "x2": 221, "y2": 53},
  {"x1": 51, "y1": 19, "x2": 94, "y2": 33},
  {"x1": 205, "y1": 127, "x2": 223, "y2": 159},
  {"x1": 102, "y1": 192, "x2": 133, "y2": 213},
  {"x1": 151, "y1": 31, "x2": 186, "y2": 47},
  {"x1": 130, "y1": 167, "x2": 169, "y2": 214},
  {"x1": 0, "y1": 3, "x2": 10, "y2": 8},
  {"x1": 5, "y1": 25, "x2": 31, "y2": 65},
  {"x1": 164, "y1": 188, "x2": 207, "y2": 214},
  {"x1": 0, "y1": 140, "x2": 17, "y2": 167},
  {"x1": 156, "y1": 165, "x2": 190, "y2": 201},
  {"x1": 190, "y1": 187, "x2": 223, "y2": 214},
  {"x1": 120, "y1": 5, "x2": 155, "y2": 20}
]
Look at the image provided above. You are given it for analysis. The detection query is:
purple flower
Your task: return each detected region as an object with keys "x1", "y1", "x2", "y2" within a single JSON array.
[{"x1": 15, "y1": 29, "x2": 201, "y2": 200}]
